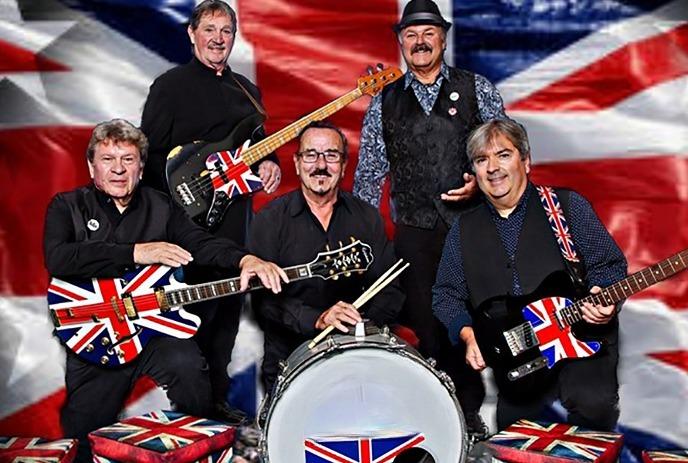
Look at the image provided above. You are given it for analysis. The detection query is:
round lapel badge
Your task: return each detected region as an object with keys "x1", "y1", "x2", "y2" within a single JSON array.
[
  {"x1": 450, "y1": 91, "x2": 460, "y2": 101},
  {"x1": 448, "y1": 107, "x2": 458, "y2": 116},
  {"x1": 87, "y1": 219, "x2": 100, "y2": 231}
]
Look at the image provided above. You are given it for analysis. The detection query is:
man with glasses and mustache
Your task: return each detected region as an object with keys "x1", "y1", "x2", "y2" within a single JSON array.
[
  {"x1": 140, "y1": 0, "x2": 281, "y2": 424},
  {"x1": 248, "y1": 121, "x2": 404, "y2": 393},
  {"x1": 353, "y1": 0, "x2": 508, "y2": 436}
]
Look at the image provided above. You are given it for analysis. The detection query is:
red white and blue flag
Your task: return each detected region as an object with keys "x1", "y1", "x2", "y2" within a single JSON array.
[
  {"x1": 47, "y1": 265, "x2": 200, "y2": 366},
  {"x1": 0, "y1": 1, "x2": 686, "y2": 461},
  {"x1": 304, "y1": 433, "x2": 425, "y2": 463},
  {"x1": 487, "y1": 419, "x2": 624, "y2": 463},
  {"x1": 642, "y1": 450, "x2": 688, "y2": 463},
  {"x1": 0, "y1": 436, "x2": 77, "y2": 463},
  {"x1": 536, "y1": 185, "x2": 580, "y2": 263},
  {"x1": 522, "y1": 296, "x2": 601, "y2": 368},
  {"x1": 207, "y1": 143, "x2": 264, "y2": 199}
]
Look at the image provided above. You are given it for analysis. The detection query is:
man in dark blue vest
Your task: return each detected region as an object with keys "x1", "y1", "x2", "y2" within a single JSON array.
[
  {"x1": 432, "y1": 119, "x2": 627, "y2": 431},
  {"x1": 353, "y1": 0, "x2": 506, "y2": 433}
]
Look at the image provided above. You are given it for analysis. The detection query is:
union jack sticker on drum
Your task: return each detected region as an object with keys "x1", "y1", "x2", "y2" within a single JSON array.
[
  {"x1": 304, "y1": 433, "x2": 425, "y2": 463},
  {"x1": 0, "y1": 437, "x2": 78, "y2": 462},
  {"x1": 487, "y1": 420, "x2": 623, "y2": 463}
]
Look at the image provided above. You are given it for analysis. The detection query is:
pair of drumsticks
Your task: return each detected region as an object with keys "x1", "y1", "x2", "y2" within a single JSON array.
[{"x1": 308, "y1": 259, "x2": 410, "y2": 349}]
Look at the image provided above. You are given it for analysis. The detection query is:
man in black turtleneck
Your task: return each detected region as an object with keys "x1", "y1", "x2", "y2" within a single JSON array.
[{"x1": 140, "y1": 0, "x2": 280, "y2": 423}]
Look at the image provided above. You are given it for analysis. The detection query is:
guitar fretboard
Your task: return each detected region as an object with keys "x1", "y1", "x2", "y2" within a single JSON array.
[
  {"x1": 559, "y1": 249, "x2": 688, "y2": 327},
  {"x1": 165, "y1": 264, "x2": 311, "y2": 307},
  {"x1": 239, "y1": 88, "x2": 363, "y2": 166}
]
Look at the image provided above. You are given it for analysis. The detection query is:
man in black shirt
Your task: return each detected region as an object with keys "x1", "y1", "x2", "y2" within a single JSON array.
[
  {"x1": 44, "y1": 119, "x2": 287, "y2": 463},
  {"x1": 248, "y1": 121, "x2": 404, "y2": 392},
  {"x1": 140, "y1": 0, "x2": 281, "y2": 420}
]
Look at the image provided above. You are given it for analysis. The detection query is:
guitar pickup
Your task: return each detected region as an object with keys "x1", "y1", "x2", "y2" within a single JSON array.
[
  {"x1": 121, "y1": 293, "x2": 138, "y2": 319},
  {"x1": 176, "y1": 183, "x2": 195, "y2": 206}
]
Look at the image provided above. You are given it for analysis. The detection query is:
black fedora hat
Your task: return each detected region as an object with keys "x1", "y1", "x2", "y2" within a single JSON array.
[{"x1": 394, "y1": 0, "x2": 452, "y2": 33}]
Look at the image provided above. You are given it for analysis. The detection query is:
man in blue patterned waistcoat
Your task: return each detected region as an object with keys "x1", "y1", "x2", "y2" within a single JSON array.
[{"x1": 353, "y1": 0, "x2": 507, "y2": 434}]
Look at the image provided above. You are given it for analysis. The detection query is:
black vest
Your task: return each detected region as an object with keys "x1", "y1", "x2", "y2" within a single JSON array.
[
  {"x1": 460, "y1": 188, "x2": 618, "y2": 342},
  {"x1": 382, "y1": 67, "x2": 481, "y2": 229},
  {"x1": 460, "y1": 189, "x2": 570, "y2": 310}
]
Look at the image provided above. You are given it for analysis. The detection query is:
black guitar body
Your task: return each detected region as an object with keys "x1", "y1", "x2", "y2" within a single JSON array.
[
  {"x1": 166, "y1": 113, "x2": 265, "y2": 228},
  {"x1": 472, "y1": 271, "x2": 585, "y2": 397}
]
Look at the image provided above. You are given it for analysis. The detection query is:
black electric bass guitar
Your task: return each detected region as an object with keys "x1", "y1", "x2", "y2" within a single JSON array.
[
  {"x1": 48, "y1": 240, "x2": 373, "y2": 367},
  {"x1": 473, "y1": 248, "x2": 688, "y2": 385},
  {"x1": 166, "y1": 66, "x2": 402, "y2": 229}
]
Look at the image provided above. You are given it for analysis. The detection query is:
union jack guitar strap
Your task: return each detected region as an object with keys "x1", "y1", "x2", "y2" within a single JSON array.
[{"x1": 535, "y1": 185, "x2": 589, "y2": 293}]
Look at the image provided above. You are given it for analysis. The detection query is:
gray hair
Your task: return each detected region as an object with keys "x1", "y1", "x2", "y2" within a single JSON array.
[
  {"x1": 298, "y1": 120, "x2": 349, "y2": 160},
  {"x1": 189, "y1": 0, "x2": 237, "y2": 34},
  {"x1": 86, "y1": 119, "x2": 149, "y2": 164},
  {"x1": 466, "y1": 119, "x2": 531, "y2": 166}
]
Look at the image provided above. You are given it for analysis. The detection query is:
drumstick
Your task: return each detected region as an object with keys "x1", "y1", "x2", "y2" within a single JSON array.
[{"x1": 308, "y1": 260, "x2": 409, "y2": 349}]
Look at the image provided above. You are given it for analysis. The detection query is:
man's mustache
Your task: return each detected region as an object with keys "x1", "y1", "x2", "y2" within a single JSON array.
[
  {"x1": 310, "y1": 169, "x2": 332, "y2": 177},
  {"x1": 412, "y1": 43, "x2": 432, "y2": 54}
]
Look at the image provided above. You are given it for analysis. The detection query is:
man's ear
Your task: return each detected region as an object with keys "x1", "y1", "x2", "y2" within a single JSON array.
[{"x1": 88, "y1": 161, "x2": 94, "y2": 179}]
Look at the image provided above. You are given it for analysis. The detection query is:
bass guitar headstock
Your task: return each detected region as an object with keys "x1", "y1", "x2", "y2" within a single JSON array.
[
  {"x1": 309, "y1": 239, "x2": 374, "y2": 280},
  {"x1": 358, "y1": 64, "x2": 403, "y2": 97}
]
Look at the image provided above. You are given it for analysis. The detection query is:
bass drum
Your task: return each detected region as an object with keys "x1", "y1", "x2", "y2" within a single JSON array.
[{"x1": 258, "y1": 326, "x2": 468, "y2": 462}]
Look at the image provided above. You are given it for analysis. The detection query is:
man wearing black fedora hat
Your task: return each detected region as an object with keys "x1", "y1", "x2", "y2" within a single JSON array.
[{"x1": 353, "y1": 0, "x2": 508, "y2": 437}]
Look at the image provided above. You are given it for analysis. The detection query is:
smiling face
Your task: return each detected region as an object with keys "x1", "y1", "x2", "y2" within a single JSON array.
[
  {"x1": 188, "y1": 10, "x2": 235, "y2": 72},
  {"x1": 399, "y1": 24, "x2": 445, "y2": 74},
  {"x1": 472, "y1": 133, "x2": 531, "y2": 213},
  {"x1": 295, "y1": 127, "x2": 347, "y2": 200},
  {"x1": 88, "y1": 139, "x2": 143, "y2": 210}
]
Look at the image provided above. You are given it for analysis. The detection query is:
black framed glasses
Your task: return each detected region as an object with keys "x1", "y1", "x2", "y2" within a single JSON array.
[{"x1": 296, "y1": 149, "x2": 343, "y2": 163}]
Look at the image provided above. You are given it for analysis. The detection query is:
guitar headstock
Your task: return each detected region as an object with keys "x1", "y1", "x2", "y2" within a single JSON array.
[
  {"x1": 309, "y1": 239, "x2": 374, "y2": 280},
  {"x1": 357, "y1": 65, "x2": 403, "y2": 97}
]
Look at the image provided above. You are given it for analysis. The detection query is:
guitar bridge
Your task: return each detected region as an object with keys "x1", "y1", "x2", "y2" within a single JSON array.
[
  {"x1": 503, "y1": 322, "x2": 539, "y2": 356},
  {"x1": 176, "y1": 182, "x2": 195, "y2": 206}
]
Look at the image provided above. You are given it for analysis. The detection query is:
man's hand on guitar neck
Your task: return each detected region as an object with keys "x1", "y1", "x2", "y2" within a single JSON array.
[
  {"x1": 258, "y1": 160, "x2": 281, "y2": 194},
  {"x1": 581, "y1": 286, "x2": 616, "y2": 324},
  {"x1": 460, "y1": 326, "x2": 486, "y2": 371},
  {"x1": 239, "y1": 255, "x2": 289, "y2": 293}
]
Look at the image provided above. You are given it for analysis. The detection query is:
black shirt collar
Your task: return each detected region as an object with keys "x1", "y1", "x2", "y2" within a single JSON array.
[
  {"x1": 288, "y1": 189, "x2": 352, "y2": 218},
  {"x1": 92, "y1": 184, "x2": 142, "y2": 218},
  {"x1": 190, "y1": 55, "x2": 231, "y2": 78},
  {"x1": 484, "y1": 182, "x2": 534, "y2": 219}
]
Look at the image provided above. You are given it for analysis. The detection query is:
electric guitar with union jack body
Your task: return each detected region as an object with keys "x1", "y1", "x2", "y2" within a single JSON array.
[
  {"x1": 48, "y1": 240, "x2": 373, "y2": 367},
  {"x1": 473, "y1": 248, "x2": 688, "y2": 385},
  {"x1": 165, "y1": 66, "x2": 402, "y2": 229}
]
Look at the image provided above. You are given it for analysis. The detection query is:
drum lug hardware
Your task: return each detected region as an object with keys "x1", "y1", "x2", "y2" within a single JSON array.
[
  {"x1": 381, "y1": 326, "x2": 390, "y2": 337},
  {"x1": 427, "y1": 357, "x2": 437, "y2": 368},
  {"x1": 278, "y1": 360, "x2": 288, "y2": 372},
  {"x1": 437, "y1": 370, "x2": 456, "y2": 393}
]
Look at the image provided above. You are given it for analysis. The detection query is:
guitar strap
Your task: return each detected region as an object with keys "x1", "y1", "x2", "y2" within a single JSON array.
[
  {"x1": 231, "y1": 73, "x2": 267, "y2": 118},
  {"x1": 535, "y1": 185, "x2": 586, "y2": 289}
]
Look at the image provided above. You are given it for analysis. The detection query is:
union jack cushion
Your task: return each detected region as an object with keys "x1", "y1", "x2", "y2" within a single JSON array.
[
  {"x1": 486, "y1": 420, "x2": 623, "y2": 463},
  {"x1": 642, "y1": 450, "x2": 688, "y2": 463},
  {"x1": 89, "y1": 410, "x2": 234, "y2": 463},
  {"x1": 92, "y1": 447, "x2": 233, "y2": 463},
  {"x1": 0, "y1": 437, "x2": 78, "y2": 463}
]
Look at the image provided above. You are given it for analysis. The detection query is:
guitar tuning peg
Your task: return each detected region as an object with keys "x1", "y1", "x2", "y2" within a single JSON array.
[
  {"x1": 345, "y1": 272, "x2": 351, "y2": 277},
  {"x1": 376, "y1": 63, "x2": 384, "y2": 71},
  {"x1": 367, "y1": 65, "x2": 374, "y2": 75},
  {"x1": 332, "y1": 275, "x2": 339, "y2": 280},
  {"x1": 350, "y1": 236, "x2": 356, "y2": 243},
  {"x1": 325, "y1": 244, "x2": 331, "y2": 251}
]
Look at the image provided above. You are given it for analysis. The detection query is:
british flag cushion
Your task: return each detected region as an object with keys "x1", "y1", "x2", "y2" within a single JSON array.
[
  {"x1": 89, "y1": 410, "x2": 234, "y2": 463},
  {"x1": 642, "y1": 449, "x2": 688, "y2": 463},
  {"x1": 486, "y1": 420, "x2": 623, "y2": 463},
  {"x1": 0, "y1": 437, "x2": 77, "y2": 463}
]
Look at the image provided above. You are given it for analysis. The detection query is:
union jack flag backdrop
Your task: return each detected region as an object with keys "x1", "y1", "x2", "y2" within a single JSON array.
[
  {"x1": 487, "y1": 419, "x2": 624, "y2": 463},
  {"x1": 0, "y1": 1, "x2": 686, "y2": 462}
]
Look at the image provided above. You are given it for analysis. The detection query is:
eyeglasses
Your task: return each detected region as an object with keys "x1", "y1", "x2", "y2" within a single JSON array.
[{"x1": 296, "y1": 149, "x2": 344, "y2": 163}]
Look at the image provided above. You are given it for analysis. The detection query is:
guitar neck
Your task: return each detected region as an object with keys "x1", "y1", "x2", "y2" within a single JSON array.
[
  {"x1": 562, "y1": 248, "x2": 688, "y2": 327},
  {"x1": 164, "y1": 264, "x2": 312, "y2": 307},
  {"x1": 239, "y1": 88, "x2": 364, "y2": 166}
]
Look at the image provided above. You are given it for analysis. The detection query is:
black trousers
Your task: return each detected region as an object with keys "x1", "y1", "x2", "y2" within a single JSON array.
[
  {"x1": 184, "y1": 197, "x2": 249, "y2": 403},
  {"x1": 61, "y1": 337, "x2": 212, "y2": 463},
  {"x1": 496, "y1": 343, "x2": 620, "y2": 431},
  {"x1": 394, "y1": 221, "x2": 485, "y2": 415}
]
